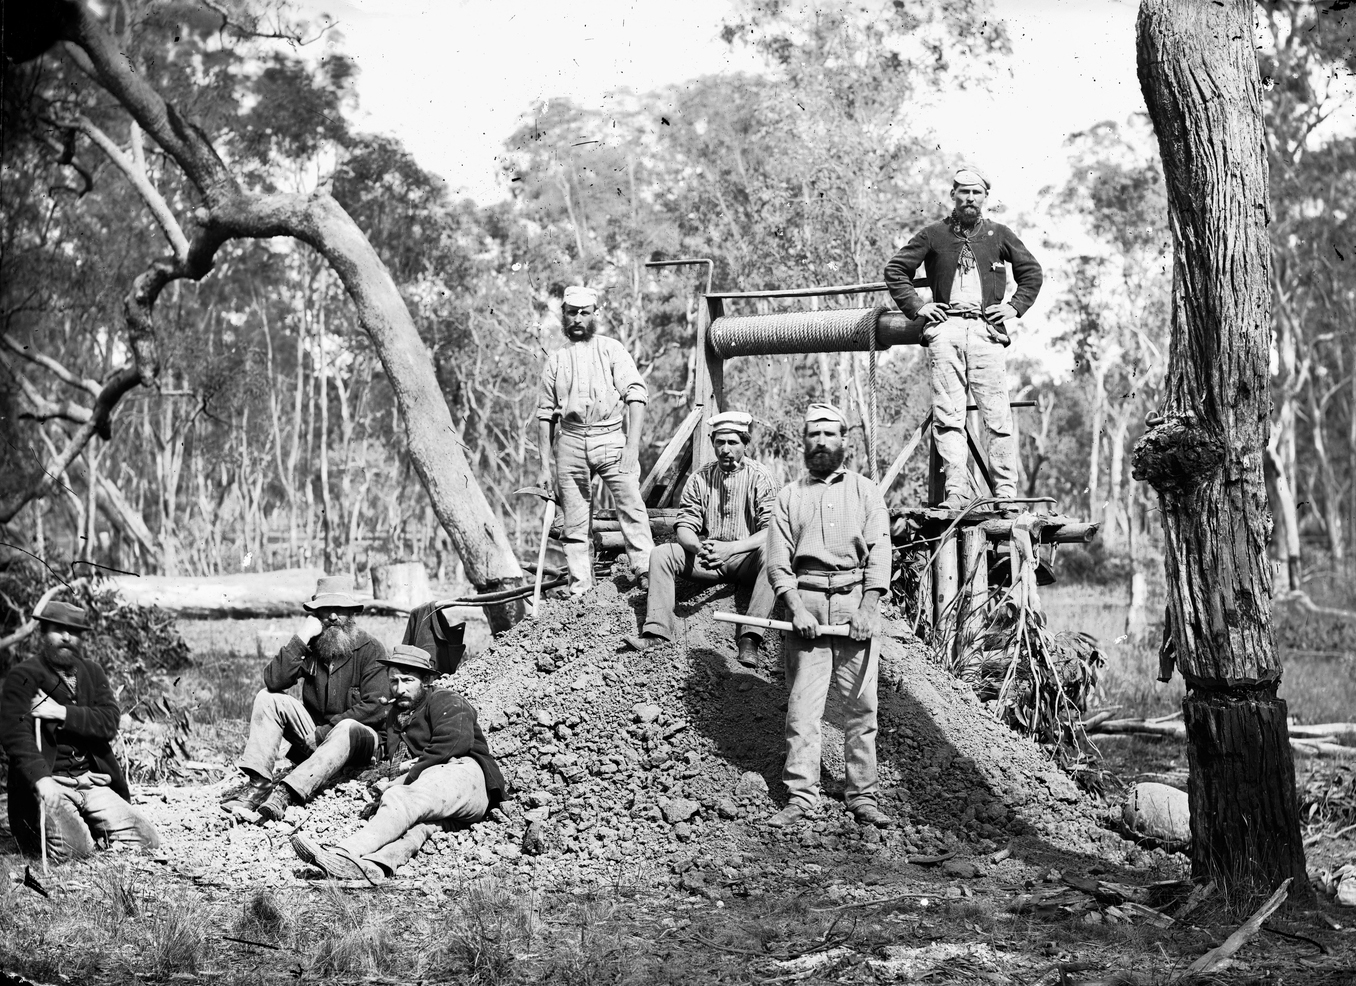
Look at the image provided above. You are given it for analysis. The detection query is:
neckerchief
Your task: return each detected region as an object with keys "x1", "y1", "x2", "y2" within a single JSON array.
[
  {"x1": 945, "y1": 210, "x2": 984, "y2": 277},
  {"x1": 396, "y1": 692, "x2": 430, "y2": 733}
]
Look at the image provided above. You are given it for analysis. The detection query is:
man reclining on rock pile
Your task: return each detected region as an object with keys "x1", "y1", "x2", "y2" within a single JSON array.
[
  {"x1": 289, "y1": 644, "x2": 505, "y2": 881},
  {"x1": 221, "y1": 575, "x2": 389, "y2": 821},
  {"x1": 622, "y1": 410, "x2": 778, "y2": 667}
]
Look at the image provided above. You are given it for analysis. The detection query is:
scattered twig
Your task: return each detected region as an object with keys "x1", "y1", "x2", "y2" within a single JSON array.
[
  {"x1": 1262, "y1": 924, "x2": 1328, "y2": 955},
  {"x1": 221, "y1": 935, "x2": 282, "y2": 950},
  {"x1": 1176, "y1": 879, "x2": 1289, "y2": 981},
  {"x1": 687, "y1": 933, "x2": 770, "y2": 957},
  {"x1": 810, "y1": 892, "x2": 935, "y2": 913}
]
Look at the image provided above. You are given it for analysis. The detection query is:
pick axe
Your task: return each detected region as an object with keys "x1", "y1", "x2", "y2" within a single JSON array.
[{"x1": 515, "y1": 485, "x2": 558, "y2": 618}]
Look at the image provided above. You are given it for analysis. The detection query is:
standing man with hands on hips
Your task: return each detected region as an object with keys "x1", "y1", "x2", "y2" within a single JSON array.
[{"x1": 884, "y1": 167, "x2": 1043, "y2": 510}]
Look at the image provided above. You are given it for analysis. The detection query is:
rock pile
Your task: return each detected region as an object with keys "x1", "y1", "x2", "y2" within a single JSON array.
[{"x1": 139, "y1": 577, "x2": 1131, "y2": 891}]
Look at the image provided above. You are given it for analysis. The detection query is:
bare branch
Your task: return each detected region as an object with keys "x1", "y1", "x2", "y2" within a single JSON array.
[
  {"x1": 0, "y1": 333, "x2": 101, "y2": 396},
  {"x1": 73, "y1": 114, "x2": 189, "y2": 262},
  {"x1": 201, "y1": 0, "x2": 336, "y2": 46}
]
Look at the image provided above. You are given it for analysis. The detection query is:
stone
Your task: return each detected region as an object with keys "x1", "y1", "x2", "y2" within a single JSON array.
[
  {"x1": 632, "y1": 703, "x2": 662, "y2": 724},
  {"x1": 942, "y1": 859, "x2": 981, "y2": 879},
  {"x1": 716, "y1": 799, "x2": 739, "y2": 820},
  {"x1": 1122, "y1": 782, "x2": 1190, "y2": 845},
  {"x1": 735, "y1": 771, "x2": 769, "y2": 797},
  {"x1": 521, "y1": 820, "x2": 549, "y2": 856},
  {"x1": 662, "y1": 798, "x2": 701, "y2": 824},
  {"x1": 673, "y1": 822, "x2": 693, "y2": 841}
]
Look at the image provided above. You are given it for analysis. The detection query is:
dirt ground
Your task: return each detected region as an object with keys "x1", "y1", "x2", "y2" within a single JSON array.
[{"x1": 3, "y1": 577, "x2": 1356, "y2": 984}]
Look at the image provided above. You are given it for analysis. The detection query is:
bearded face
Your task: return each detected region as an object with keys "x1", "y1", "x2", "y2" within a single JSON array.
[
  {"x1": 804, "y1": 445, "x2": 846, "y2": 475},
  {"x1": 312, "y1": 613, "x2": 360, "y2": 660},
  {"x1": 40, "y1": 624, "x2": 83, "y2": 669},
  {"x1": 802, "y1": 420, "x2": 847, "y2": 477}
]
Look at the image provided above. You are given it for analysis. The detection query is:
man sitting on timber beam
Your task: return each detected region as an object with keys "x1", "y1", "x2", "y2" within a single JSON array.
[
  {"x1": 537, "y1": 285, "x2": 654, "y2": 595},
  {"x1": 883, "y1": 166, "x2": 1043, "y2": 510},
  {"x1": 221, "y1": 575, "x2": 389, "y2": 822},
  {"x1": 766, "y1": 403, "x2": 892, "y2": 830},
  {"x1": 621, "y1": 411, "x2": 778, "y2": 667}
]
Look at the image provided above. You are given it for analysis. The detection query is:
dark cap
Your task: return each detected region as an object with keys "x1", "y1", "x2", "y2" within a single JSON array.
[
  {"x1": 34, "y1": 600, "x2": 92, "y2": 633},
  {"x1": 380, "y1": 643, "x2": 434, "y2": 675}
]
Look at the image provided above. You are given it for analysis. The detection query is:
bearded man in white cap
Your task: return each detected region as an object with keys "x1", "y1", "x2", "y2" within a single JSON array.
[
  {"x1": 622, "y1": 410, "x2": 778, "y2": 667},
  {"x1": 883, "y1": 167, "x2": 1043, "y2": 510},
  {"x1": 766, "y1": 403, "x2": 892, "y2": 830},
  {"x1": 222, "y1": 575, "x2": 389, "y2": 820},
  {"x1": 537, "y1": 285, "x2": 653, "y2": 594}
]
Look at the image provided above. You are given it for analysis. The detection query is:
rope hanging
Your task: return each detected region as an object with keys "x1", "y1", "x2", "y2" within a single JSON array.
[
  {"x1": 708, "y1": 306, "x2": 886, "y2": 358},
  {"x1": 868, "y1": 344, "x2": 879, "y2": 483}
]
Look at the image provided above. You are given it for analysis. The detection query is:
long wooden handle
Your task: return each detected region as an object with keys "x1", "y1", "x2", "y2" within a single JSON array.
[
  {"x1": 712, "y1": 611, "x2": 853, "y2": 637},
  {"x1": 35, "y1": 718, "x2": 47, "y2": 876},
  {"x1": 531, "y1": 500, "x2": 555, "y2": 618}
]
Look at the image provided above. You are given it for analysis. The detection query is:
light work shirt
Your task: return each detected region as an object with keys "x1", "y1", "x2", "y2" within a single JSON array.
[
  {"x1": 767, "y1": 467, "x2": 891, "y2": 596},
  {"x1": 675, "y1": 458, "x2": 777, "y2": 542},
  {"x1": 537, "y1": 334, "x2": 647, "y2": 427}
]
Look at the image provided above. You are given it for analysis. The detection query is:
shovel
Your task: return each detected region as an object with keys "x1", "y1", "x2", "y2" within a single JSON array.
[{"x1": 515, "y1": 485, "x2": 558, "y2": 618}]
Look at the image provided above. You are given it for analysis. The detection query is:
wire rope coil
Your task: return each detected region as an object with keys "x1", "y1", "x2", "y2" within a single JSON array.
[{"x1": 708, "y1": 306, "x2": 887, "y2": 358}]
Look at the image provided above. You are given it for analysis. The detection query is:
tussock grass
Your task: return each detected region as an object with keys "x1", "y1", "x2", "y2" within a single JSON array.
[
  {"x1": 305, "y1": 885, "x2": 404, "y2": 978},
  {"x1": 144, "y1": 891, "x2": 210, "y2": 975},
  {"x1": 541, "y1": 898, "x2": 635, "y2": 986},
  {"x1": 234, "y1": 887, "x2": 294, "y2": 945},
  {"x1": 426, "y1": 880, "x2": 540, "y2": 984}
]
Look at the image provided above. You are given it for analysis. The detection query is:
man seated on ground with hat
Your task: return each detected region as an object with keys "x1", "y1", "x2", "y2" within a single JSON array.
[
  {"x1": 883, "y1": 166, "x2": 1043, "y2": 511},
  {"x1": 766, "y1": 403, "x2": 893, "y2": 830},
  {"x1": 0, "y1": 600, "x2": 160, "y2": 861},
  {"x1": 622, "y1": 410, "x2": 779, "y2": 667},
  {"x1": 221, "y1": 575, "x2": 389, "y2": 821},
  {"x1": 289, "y1": 644, "x2": 505, "y2": 881},
  {"x1": 537, "y1": 285, "x2": 654, "y2": 595}
]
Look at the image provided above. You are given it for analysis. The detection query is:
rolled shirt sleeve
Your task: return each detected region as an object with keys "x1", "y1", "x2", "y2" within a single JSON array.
[
  {"x1": 674, "y1": 471, "x2": 707, "y2": 537},
  {"x1": 860, "y1": 478, "x2": 892, "y2": 592},
  {"x1": 610, "y1": 343, "x2": 648, "y2": 405},
  {"x1": 537, "y1": 353, "x2": 560, "y2": 422}
]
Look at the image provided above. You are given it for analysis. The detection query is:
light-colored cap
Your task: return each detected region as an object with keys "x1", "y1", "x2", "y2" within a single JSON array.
[
  {"x1": 952, "y1": 167, "x2": 990, "y2": 190},
  {"x1": 562, "y1": 286, "x2": 598, "y2": 308},
  {"x1": 805, "y1": 402, "x2": 847, "y2": 425},
  {"x1": 709, "y1": 410, "x2": 752, "y2": 437},
  {"x1": 302, "y1": 574, "x2": 365, "y2": 612}
]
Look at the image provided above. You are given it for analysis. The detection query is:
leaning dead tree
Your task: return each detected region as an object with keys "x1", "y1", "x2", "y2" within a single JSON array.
[
  {"x1": 2, "y1": 2, "x2": 525, "y2": 627},
  {"x1": 1133, "y1": 0, "x2": 1310, "y2": 901}
]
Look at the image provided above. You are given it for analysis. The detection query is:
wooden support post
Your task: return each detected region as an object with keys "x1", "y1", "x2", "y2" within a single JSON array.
[
  {"x1": 693, "y1": 296, "x2": 726, "y2": 471},
  {"x1": 933, "y1": 527, "x2": 959, "y2": 646},
  {"x1": 960, "y1": 526, "x2": 988, "y2": 637}
]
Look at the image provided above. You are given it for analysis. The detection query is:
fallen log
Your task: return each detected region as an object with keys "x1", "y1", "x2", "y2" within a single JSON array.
[{"x1": 1086, "y1": 717, "x2": 1356, "y2": 758}]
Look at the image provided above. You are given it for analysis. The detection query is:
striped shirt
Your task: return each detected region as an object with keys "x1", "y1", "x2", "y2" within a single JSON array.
[
  {"x1": 537, "y1": 334, "x2": 647, "y2": 427},
  {"x1": 675, "y1": 458, "x2": 777, "y2": 542},
  {"x1": 767, "y1": 467, "x2": 891, "y2": 595}
]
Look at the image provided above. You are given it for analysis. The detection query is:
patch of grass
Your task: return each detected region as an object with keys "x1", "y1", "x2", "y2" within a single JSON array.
[
  {"x1": 427, "y1": 880, "x2": 540, "y2": 984},
  {"x1": 542, "y1": 898, "x2": 635, "y2": 986},
  {"x1": 234, "y1": 887, "x2": 294, "y2": 945},
  {"x1": 144, "y1": 892, "x2": 210, "y2": 975},
  {"x1": 305, "y1": 885, "x2": 404, "y2": 978}
]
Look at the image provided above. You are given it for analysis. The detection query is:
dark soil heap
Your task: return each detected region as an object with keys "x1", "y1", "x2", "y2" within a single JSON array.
[{"x1": 143, "y1": 578, "x2": 1131, "y2": 890}]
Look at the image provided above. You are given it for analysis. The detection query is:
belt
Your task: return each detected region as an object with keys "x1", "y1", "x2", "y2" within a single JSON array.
[
  {"x1": 795, "y1": 567, "x2": 864, "y2": 594},
  {"x1": 559, "y1": 419, "x2": 623, "y2": 436},
  {"x1": 943, "y1": 305, "x2": 986, "y2": 320}
]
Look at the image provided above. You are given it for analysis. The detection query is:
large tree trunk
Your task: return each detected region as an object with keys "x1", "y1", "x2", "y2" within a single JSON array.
[
  {"x1": 1132, "y1": 0, "x2": 1310, "y2": 902},
  {"x1": 1, "y1": 3, "x2": 525, "y2": 629}
]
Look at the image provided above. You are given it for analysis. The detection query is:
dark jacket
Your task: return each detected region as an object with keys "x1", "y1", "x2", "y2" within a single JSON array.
[
  {"x1": 383, "y1": 688, "x2": 505, "y2": 805},
  {"x1": 884, "y1": 217, "x2": 1043, "y2": 322},
  {"x1": 0, "y1": 652, "x2": 130, "y2": 853},
  {"x1": 401, "y1": 602, "x2": 466, "y2": 676},
  {"x1": 262, "y1": 629, "x2": 389, "y2": 732}
]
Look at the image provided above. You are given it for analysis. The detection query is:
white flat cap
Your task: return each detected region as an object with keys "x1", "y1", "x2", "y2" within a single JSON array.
[
  {"x1": 563, "y1": 286, "x2": 598, "y2": 307},
  {"x1": 804, "y1": 402, "x2": 846, "y2": 425},
  {"x1": 709, "y1": 410, "x2": 753, "y2": 437}
]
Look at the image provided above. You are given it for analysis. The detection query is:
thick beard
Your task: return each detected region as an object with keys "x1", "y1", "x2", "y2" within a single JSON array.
[
  {"x1": 313, "y1": 617, "x2": 359, "y2": 660},
  {"x1": 45, "y1": 641, "x2": 82, "y2": 669},
  {"x1": 564, "y1": 323, "x2": 596, "y2": 342},
  {"x1": 805, "y1": 446, "x2": 846, "y2": 477}
]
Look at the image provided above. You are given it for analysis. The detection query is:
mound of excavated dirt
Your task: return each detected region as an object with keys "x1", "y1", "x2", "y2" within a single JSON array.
[{"x1": 134, "y1": 575, "x2": 1131, "y2": 892}]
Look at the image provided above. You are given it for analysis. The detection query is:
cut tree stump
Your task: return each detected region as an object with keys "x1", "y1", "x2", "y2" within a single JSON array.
[{"x1": 370, "y1": 562, "x2": 430, "y2": 612}]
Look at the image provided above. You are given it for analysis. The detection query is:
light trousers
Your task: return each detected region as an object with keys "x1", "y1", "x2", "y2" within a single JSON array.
[
  {"x1": 38, "y1": 782, "x2": 160, "y2": 862},
  {"x1": 642, "y1": 542, "x2": 775, "y2": 642},
  {"x1": 280, "y1": 719, "x2": 377, "y2": 800},
  {"x1": 928, "y1": 319, "x2": 1018, "y2": 501},
  {"x1": 555, "y1": 427, "x2": 653, "y2": 586},
  {"x1": 237, "y1": 690, "x2": 318, "y2": 781},
  {"x1": 337, "y1": 757, "x2": 489, "y2": 875},
  {"x1": 782, "y1": 586, "x2": 880, "y2": 811}
]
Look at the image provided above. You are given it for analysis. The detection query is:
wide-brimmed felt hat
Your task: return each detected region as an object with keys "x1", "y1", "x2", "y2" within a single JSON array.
[
  {"x1": 302, "y1": 575, "x2": 366, "y2": 612},
  {"x1": 380, "y1": 643, "x2": 435, "y2": 675},
  {"x1": 33, "y1": 599, "x2": 92, "y2": 633}
]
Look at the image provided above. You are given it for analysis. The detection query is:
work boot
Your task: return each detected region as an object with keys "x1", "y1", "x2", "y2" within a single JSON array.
[
  {"x1": 620, "y1": 633, "x2": 662, "y2": 653},
  {"x1": 851, "y1": 802, "x2": 893, "y2": 829},
  {"x1": 767, "y1": 803, "x2": 807, "y2": 828},
  {"x1": 291, "y1": 834, "x2": 382, "y2": 883},
  {"x1": 736, "y1": 635, "x2": 760, "y2": 669},
  {"x1": 257, "y1": 782, "x2": 298, "y2": 823},
  {"x1": 220, "y1": 775, "x2": 272, "y2": 815}
]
